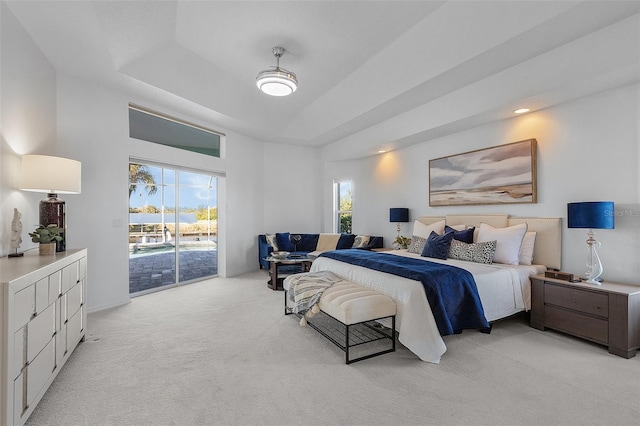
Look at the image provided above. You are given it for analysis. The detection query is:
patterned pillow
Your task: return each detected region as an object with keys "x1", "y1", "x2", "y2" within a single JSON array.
[
  {"x1": 448, "y1": 239, "x2": 497, "y2": 264},
  {"x1": 265, "y1": 233, "x2": 278, "y2": 251},
  {"x1": 407, "y1": 235, "x2": 427, "y2": 254},
  {"x1": 352, "y1": 235, "x2": 371, "y2": 248}
]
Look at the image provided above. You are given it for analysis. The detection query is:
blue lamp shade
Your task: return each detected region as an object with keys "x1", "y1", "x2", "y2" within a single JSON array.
[
  {"x1": 389, "y1": 208, "x2": 409, "y2": 223},
  {"x1": 567, "y1": 201, "x2": 615, "y2": 229}
]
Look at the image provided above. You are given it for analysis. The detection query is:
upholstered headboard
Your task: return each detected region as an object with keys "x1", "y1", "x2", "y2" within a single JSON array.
[{"x1": 417, "y1": 214, "x2": 562, "y2": 270}]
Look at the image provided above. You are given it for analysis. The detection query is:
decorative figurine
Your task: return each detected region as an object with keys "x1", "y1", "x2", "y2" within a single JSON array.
[{"x1": 9, "y1": 208, "x2": 24, "y2": 257}]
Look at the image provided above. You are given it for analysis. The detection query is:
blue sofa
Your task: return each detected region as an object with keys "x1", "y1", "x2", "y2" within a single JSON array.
[{"x1": 258, "y1": 232, "x2": 383, "y2": 269}]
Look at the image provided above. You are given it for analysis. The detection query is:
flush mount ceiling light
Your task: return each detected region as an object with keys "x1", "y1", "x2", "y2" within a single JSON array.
[
  {"x1": 256, "y1": 46, "x2": 298, "y2": 96},
  {"x1": 514, "y1": 108, "x2": 530, "y2": 114}
]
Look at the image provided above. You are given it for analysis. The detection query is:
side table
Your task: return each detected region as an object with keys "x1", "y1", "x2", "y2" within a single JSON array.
[
  {"x1": 530, "y1": 275, "x2": 640, "y2": 358},
  {"x1": 265, "y1": 256, "x2": 312, "y2": 291}
]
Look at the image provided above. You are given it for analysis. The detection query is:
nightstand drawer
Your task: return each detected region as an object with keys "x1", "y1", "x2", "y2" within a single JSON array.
[
  {"x1": 544, "y1": 283, "x2": 608, "y2": 318},
  {"x1": 545, "y1": 305, "x2": 608, "y2": 344}
]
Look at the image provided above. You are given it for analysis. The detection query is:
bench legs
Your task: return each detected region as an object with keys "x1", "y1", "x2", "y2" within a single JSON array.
[
  {"x1": 344, "y1": 315, "x2": 396, "y2": 364},
  {"x1": 285, "y1": 290, "x2": 396, "y2": 364}
]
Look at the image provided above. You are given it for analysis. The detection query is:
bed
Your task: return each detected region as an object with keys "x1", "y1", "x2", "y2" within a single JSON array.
[{"x1": 308, "y1": 214, "x2": 562, "y2": 364}]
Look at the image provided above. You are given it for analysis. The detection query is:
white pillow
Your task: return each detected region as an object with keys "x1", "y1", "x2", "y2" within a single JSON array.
[
  {"x1": 519, "y1": 231, "x2": 537, "y2": 266},
  {"x1": 447, "y1": 224, "x2": 466, "y2": 231},
  {"x1": 412, "y1": 219, "x2": 445, "y2": 239},
  {"x1": 476, "y1": 222, "x2": 528, "y2": 265}
]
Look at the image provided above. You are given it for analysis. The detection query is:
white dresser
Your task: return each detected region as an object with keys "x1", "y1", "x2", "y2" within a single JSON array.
[{"x1": 0, "y1": 249, "x2": 87, "y2": 426}]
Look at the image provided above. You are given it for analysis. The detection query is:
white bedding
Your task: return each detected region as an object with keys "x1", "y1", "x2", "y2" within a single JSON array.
[{"x1": 309, "y1": 250, "x2": 545, "y2": 364}]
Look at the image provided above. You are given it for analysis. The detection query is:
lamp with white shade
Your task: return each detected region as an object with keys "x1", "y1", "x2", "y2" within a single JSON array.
[
  {"x1": 19, "y1": 154, "x2": 82, "y2": 252},
  {"x1": 567, "y1": 201, "x2": 615, "y2": 285}
]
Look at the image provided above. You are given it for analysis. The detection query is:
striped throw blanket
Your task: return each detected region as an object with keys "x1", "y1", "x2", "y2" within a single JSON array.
[{"x1": 287, "y1": 271, "x2": 346, "y2": 315}]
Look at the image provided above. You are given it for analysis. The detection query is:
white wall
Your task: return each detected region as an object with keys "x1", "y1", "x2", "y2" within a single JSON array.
[
  {"x1": 262, "y1": 142, "x2": 322, "y2": 233},
  {"x1": 322, "y1": 83, "x2": 640, "y2": 285},
  {"x1": 0, "y1": 3, "x2": 58, "y2": 255}
]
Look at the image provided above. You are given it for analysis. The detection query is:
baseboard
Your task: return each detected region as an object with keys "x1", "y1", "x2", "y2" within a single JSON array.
[{"x1": 86, "y1": 298, "x2": 131, "y2": 314}]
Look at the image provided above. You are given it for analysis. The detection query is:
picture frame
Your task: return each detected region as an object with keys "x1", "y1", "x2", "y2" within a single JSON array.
[{"x1": 429, "y1": 139, "x2": 537, "y2": 206}]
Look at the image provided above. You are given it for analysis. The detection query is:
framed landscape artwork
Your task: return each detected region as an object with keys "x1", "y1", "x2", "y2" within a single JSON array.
[{"x1": 429, "y1": 139, "x2": 537, "y2": 206}]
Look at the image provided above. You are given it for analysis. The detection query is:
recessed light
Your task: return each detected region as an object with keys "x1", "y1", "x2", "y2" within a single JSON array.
[
  {"x1": 514, "y1": 108, "x2": 530, "y2": 114},
  {"x1": 378, "y1": 150, "x2": 387, "y2": 154}
]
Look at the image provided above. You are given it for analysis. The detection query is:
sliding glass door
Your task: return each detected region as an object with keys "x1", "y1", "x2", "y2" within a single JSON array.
[
  {"x1": 129, "y1": 162, "x2": 218, "y2": 295},
  {"x1": 177, "y1": 170, "x2": 217, "y2": 283}
]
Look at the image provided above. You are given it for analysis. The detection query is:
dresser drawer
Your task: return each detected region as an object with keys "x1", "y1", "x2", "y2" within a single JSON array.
[
  {"x1": 545, "y1": 305, "x2": 608, "y2": 344},
  {"x1": 13, "y1": 285, "x2": 35, "y2": 331},
  {"x1": 544, "y1": 283, "x2": 608, "y2": 318},
  {"x1": 27, "y1": 338, "x2": 56, "y2": 406}
]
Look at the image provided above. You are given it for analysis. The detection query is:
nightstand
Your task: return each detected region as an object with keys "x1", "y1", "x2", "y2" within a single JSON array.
[{"x1": 530, "y1": 275, "x2": 640, "y2": 358}]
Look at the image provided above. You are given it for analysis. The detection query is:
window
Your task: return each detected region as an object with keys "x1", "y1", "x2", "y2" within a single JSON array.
[
  {"x1": 334, "y1": 180, "x2": 352, "y2": 233},
  {"x1": 128, "y1": 103, "x2": 222, "y2": 157}
]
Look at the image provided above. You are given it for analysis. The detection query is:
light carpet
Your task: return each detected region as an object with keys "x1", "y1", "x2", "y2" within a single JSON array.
[{"x1": 26, "y1": 270, "x2": 640, "y2": 426}]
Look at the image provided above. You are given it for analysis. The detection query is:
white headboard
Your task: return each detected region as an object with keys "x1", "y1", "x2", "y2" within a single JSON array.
[{"x1": 417, "y1": 214, "x2": 562, "y2": 270}]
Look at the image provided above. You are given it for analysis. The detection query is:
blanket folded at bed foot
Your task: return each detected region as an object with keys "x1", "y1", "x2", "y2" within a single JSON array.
[
  {"x1": 319, "y1": 250, "x2": 490, "y2": 336},
  {"x1": 286, "y1": 271, "x2": 346, "y2": 317}
]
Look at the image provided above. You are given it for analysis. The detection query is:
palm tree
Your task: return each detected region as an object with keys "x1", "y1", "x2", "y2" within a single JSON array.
[{"x1": 129, "y1": 164, "x2": 157, "y2": 199}]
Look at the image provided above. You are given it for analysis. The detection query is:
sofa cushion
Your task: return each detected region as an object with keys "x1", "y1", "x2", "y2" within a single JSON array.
[
  {"x1": 296, "y1": 234, "x2": 319, "y2": 252},
  {"x1": 265, "y1": 233, "x2": 279, "y2": 251},
  {"x1": 275, "y1": 232, "x2": 295, "y2": 252},
  {"x1": 352, "y1": 235, "x2": 370, "y2": 248},
  {"x1": 336, "y1": 234, "x2": 356, "y2": 249},
  {"x1": 366, "y1": 236, "x2": 384, "y2": 249},
  {"x1": 317, "y1": 233, "x2": 341, "y2": 251}
]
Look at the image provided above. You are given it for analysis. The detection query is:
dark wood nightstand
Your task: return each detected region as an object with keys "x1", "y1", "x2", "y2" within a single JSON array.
[{"x1": 530, "y1": 275, "x2": 640, "y2": 358}]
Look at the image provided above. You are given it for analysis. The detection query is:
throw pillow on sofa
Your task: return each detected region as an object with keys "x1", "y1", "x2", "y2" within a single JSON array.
[
  {"x1": 352, "y1": 235, "x2": 370, "y2": 248},
  {"x1": 336, "y1": 234, "x2": 356, "y2": 249},
  {"x1": 316, "y1": 234, "x2": 341, "y2": 251},
  {"x1": 275, "y1": 232, "x2": 295, "y2": 252},
  {"x1": 265, "y1": 233, "x2": 279, "y2": 251}
]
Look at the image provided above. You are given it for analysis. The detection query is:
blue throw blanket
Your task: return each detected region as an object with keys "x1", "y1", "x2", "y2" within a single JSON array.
[{"x1": 319, "y1": 249, "x2": 490, "y2": 336}]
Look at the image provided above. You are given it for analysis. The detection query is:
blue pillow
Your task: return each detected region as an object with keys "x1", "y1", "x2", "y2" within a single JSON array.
[
  {"x1": 336, "y1": 234, "x2": 356, "y2": 249},
  {"x1": 421, "y1": 231, "x2": 455, "y2": 260},
  {"x1": 275, "y1": 232, "x2": 295, "y2": 251},
  {"x1": 296, "y1": 234, "x2": 319, "y2": 251},
  {"x1": 445, "y1": 226, "x2": 475, "y2": 244}
]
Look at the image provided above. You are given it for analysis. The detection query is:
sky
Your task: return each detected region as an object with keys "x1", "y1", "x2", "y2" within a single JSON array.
[{"x1": 130, "y1": 165, "x2": 217, "y2": 210}]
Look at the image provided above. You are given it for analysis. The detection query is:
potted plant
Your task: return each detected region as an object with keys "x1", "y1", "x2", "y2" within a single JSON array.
[
  {"x1": 29, "y1": 224, "x2": 63, "y2": 255},
  {"x1": 394, "y1": 235, "x2": 411, "y2": 250}
]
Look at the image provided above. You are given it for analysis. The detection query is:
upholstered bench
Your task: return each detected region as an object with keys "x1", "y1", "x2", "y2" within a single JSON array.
[{"x1": 284, "y1": 272, "x2": 397, "y2": 364}]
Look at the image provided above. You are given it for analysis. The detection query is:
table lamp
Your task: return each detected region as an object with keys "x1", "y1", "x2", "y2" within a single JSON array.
[
  {"x1": 19, "y1": 155, "x2": 82, "y2": 252},
  {"x1": 389, "y1": 208, "x2": 409, "y2": 238},
  {"x1": 567, "y1": 201, "x2": 614, "y2": 285}
]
